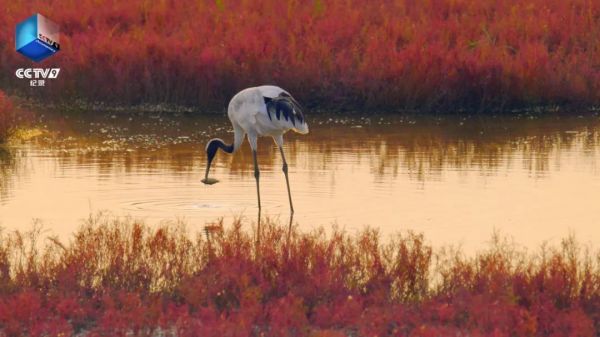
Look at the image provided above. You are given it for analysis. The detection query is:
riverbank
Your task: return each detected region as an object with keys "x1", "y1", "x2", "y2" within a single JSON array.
[
  {"x1": 0, "y1": 215, "x2": 598, "y2": 336},
  {"x1": 12, "y1": 95, "x2": 600, "y2": 117}
]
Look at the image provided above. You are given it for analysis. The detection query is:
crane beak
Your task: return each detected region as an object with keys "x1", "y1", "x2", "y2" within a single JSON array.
[{"x1": 201, "y1": 158, "x2": 219, "y2": 185}]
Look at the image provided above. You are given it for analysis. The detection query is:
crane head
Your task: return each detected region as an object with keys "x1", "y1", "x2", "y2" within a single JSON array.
[{"x1": 202, "y1": 138, "x2": 233, "y2": 185}]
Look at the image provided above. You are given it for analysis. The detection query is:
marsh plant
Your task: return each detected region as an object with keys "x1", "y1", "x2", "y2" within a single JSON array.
[
  {"x1": 0, "y1": 214, "x2": 598, "y2": 336},
  {"x1": 1, "y1": 0, "x2": 600, "y2": 111},
  {"x1": 0, "y1": 91, "x2": 17, "y2": 143}
]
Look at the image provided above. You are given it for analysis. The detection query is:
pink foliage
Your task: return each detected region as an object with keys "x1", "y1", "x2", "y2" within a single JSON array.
[{"x1": 0, "y1": 0, "x2": 599, "y2": 111}]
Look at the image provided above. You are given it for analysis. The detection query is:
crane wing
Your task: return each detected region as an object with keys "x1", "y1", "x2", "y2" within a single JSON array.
[{"x1": 263, "y1": 93, "x2": 305, "y2": 126}]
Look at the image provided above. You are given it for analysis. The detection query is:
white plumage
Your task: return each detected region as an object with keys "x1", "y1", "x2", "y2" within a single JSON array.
[{"x1": 202, "y1": 85, "x2": 309, "y2": 212}]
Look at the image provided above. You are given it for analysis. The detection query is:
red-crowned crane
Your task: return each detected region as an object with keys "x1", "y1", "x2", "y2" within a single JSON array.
[{"x1": 202, "y1": 85, "x2": 309, "y2": 213}]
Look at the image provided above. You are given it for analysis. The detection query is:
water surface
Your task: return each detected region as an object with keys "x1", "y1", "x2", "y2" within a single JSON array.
[{"x1": 1, "y1": 112, "x2": 599, "y2": 252}]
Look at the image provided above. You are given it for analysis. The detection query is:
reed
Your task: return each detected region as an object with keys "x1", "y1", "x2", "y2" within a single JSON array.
[{"x1": 0, "y1": 214, "x2": 597, "y2": 336}]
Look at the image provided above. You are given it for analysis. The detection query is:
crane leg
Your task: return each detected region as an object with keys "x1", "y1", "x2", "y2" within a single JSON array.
[
  {"x1": 279, "y1": 146, "x2": 294, "y2": 213},
  {"x1": 253, "y1": 149, "x2": 261, "y2": 209}
]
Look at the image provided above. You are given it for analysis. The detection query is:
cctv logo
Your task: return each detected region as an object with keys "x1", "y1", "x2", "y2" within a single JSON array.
[
  {"x1": 16, "y1": 68, "x2": 60, "y2": 79},
  {"x1": 15, "y1": 13, "x2": 61, "y2": 86},
  {"x1": 16, "y1": 13, "x2": 60, "y2": 61}
]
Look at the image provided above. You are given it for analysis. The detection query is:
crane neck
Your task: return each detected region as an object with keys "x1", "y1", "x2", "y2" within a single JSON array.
[{"x1": 207, "y1": 138, "x2": 234, "y2": 158}]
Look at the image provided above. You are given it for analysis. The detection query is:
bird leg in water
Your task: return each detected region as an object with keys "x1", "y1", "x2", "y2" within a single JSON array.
[
  {"x1": 253, "y1": 150, "x2": 261, "y2": 209},
  {"x1": 255, "y1": 207, "x2": 262, "y2": 257},
  {"x1": 279, "y1": 146, "x2": 294, "y2": 213}
]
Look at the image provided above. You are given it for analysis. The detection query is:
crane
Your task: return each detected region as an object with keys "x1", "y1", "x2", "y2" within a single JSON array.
[{"x1": 202, "y1": 85, "x2": 309, "y2": 213}]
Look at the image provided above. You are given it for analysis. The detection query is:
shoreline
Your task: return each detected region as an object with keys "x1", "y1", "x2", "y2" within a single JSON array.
[{"x1": 8, "y1": 94, "x2": 600, "y2": 117}]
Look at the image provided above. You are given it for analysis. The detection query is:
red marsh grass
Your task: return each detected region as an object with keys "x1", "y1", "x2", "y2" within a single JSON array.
[
  {"x1": 1, "y1": 0, "x2": 600, "y2": 111},
  {"x1": 0, "y1": 214, "x2": 598, "y2": 336},
  {"x1": 0, "y1": 91, "x2": 17, "y2": 143}
]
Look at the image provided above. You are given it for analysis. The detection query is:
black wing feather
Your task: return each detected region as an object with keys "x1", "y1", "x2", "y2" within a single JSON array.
[
  {"x1": 267, "y1": 104, "x2": 276, "y2": 121},
  {"x1": 264, "y1": 93, "x2": 304, "y2": 127}
]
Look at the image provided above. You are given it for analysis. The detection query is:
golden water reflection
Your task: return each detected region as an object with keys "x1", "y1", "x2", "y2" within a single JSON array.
[{"x1": 1, "y1": 114, "x2": 599, "y2": 252}]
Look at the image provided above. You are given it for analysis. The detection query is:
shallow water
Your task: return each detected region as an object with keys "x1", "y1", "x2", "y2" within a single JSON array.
[{"x1": 1, "y1": 111, "x2": 600, "y2": 251}]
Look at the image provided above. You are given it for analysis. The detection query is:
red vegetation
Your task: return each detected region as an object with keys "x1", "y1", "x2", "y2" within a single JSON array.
[
  {"x1": 1, "y1": 0, "x2": 600, "y2": 111},
  {"x1": 0, "y1": 216, "x2": 598, "y2": 336},
  {"x1": 0, "y1": 91, "x2": 17, "y2": 142}
]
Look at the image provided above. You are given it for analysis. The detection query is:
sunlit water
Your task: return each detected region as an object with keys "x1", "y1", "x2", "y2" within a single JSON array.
[{"x1": 1, "y1": 112, "x2": 600, "y2": 252}]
